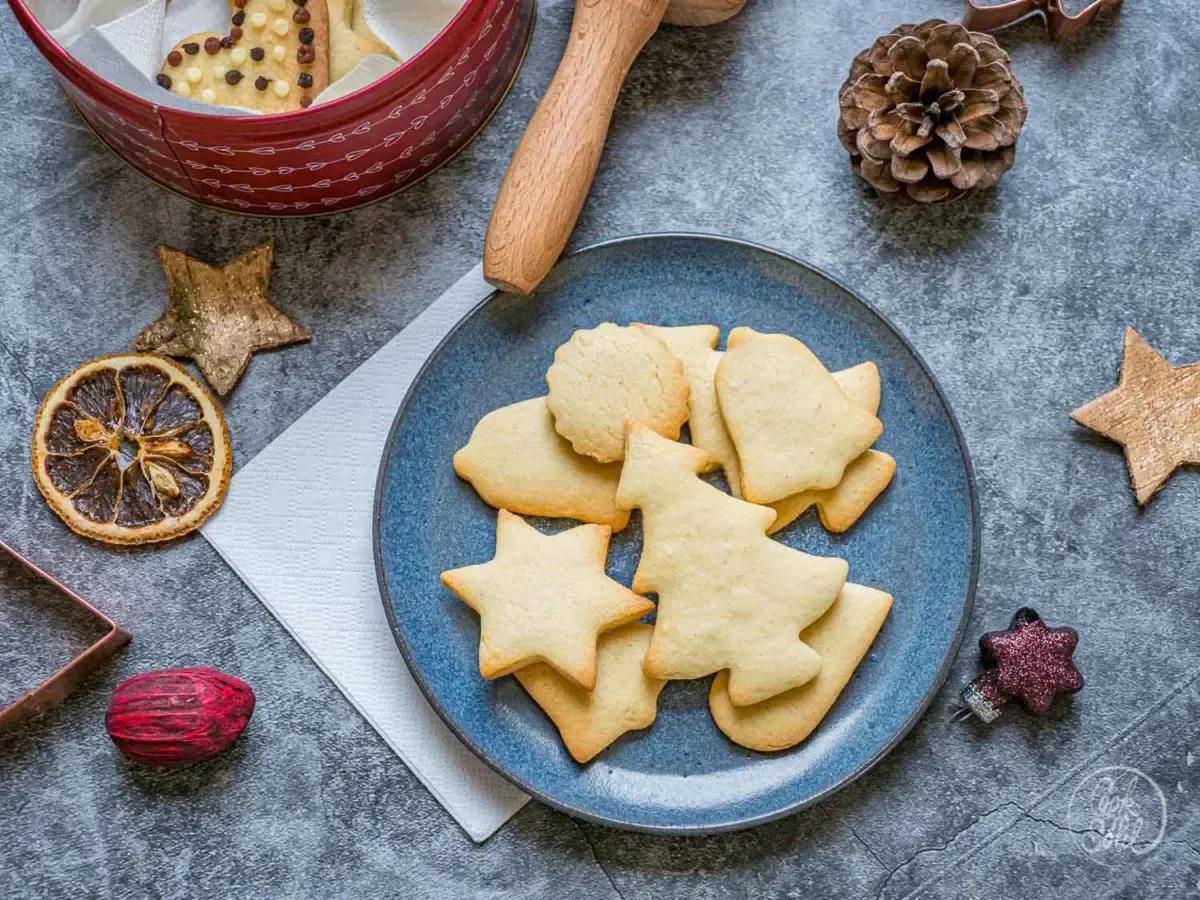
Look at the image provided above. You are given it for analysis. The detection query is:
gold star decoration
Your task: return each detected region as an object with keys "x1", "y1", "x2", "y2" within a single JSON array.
[
  {"x1": 440, "y1": 511, "x2": 654, "y2": 690},
  {"x1": 134, "y1": 242, "x2": 310, "y2": 395},
  {"x1": 1072, "y1": 328, "x2": 1200, "y2": 505}
]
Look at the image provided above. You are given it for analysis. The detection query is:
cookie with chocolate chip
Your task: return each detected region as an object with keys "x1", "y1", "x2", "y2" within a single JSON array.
[{"x1": 159, "y1": 0, "x2": 330, "y2": 114}]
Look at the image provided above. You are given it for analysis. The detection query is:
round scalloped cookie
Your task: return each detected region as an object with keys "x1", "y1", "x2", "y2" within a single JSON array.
[{"x1": 545, "y1": 323, "x2": 690, "y2": 463}]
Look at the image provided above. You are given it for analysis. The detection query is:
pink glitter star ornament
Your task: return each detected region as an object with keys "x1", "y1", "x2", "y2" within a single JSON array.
[{"x1": 957, "y1": 608, "x2": 1084, "y2": 722}]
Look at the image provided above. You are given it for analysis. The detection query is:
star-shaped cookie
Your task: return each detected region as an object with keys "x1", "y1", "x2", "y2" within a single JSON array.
[
  {"x1": 1072, "y1": 328, "x2": 1200, "y2": 504},
  {"x1": 441, "y1": 510, "x2": 654, "y2": 689},
  {"x1": 134, "y1": 243, "x2": 310, "y2": 395}
]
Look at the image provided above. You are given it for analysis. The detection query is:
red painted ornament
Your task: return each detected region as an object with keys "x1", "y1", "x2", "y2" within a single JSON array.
[
  {"x1": 106, "y1": 667, "x2": 255, "y2": 766},
  {"x1": 957, "y1": 608, "x2": 1084, "y2": 722}
]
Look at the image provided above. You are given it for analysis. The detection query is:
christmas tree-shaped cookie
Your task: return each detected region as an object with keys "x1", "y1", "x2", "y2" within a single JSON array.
[
  {"x1": 635, "y1": 324, "x2": 742, "y2": 493},
  {"x1": 617, "y1": 425, "x2": 848, "y2": 705}
]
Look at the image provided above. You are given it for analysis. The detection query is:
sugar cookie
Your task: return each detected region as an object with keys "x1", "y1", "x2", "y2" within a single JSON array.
[
  {"x1": 766, "y1": 361, "x2": 895, "y2": 534},
  {"x1": 515, "y1": 623, "x2": 666, "y2": 763},
  {"x1": 633, "y1": 323, "x2": 741, "y2": 492},
  {"x1": 827, "y1": 360, "x2": 881, "y2": 413},
  {"x1": 709, "y1": 583, "x2": 892, "y2": 751},
  {"x1": 327, "y1": 0, "x2": 397, "y2": 81},
  {"x1": 716, "y1": 327, "x2": 882, "y2": 504},
  {"x1": 545, "y1": 323, "x2": 690, "y2": 463},
  {"x1": 719, "y1": 336, "x2": 884, "y2": 500},
  {"x1": 768, "y1": 450, "x2": 896, "y2": 534},
  {"x1": 159, "y1": 0, "x2": 330, "y2": 114},
  {"x1": 453, "y1": 396, "x2": 629, "y2": 531},
  {"x1": 440, "y1": 511, "x2": 653, "y2": 690},
  {"x1": 639, "y1": 324, "x2": 893, "y2": 531},
  {"x1": 617, "y1": 424, "x2": 848, "y2": 706}
]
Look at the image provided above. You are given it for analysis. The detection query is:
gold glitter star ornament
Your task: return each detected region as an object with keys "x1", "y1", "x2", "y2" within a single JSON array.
[
  {"x1": 134, "y1": 243, "x2": 311, "y2": 395},
  {"x1": 1072, "y1": 328, "x2": 1200, "y2": 505}
]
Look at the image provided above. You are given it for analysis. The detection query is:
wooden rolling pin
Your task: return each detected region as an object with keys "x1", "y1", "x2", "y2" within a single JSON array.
[{"x1": 483, "y1": 0, "x2": 745, "y2": 295}]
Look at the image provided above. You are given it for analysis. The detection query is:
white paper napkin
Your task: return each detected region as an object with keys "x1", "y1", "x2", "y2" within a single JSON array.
[{"x1": 201, "y1": 264, "x2": 529, "y2": 842}]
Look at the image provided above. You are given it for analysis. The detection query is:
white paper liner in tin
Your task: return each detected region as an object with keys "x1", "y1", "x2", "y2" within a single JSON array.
[{"x1": 30, "y1": 0, "x2": 465, "y2": 115}]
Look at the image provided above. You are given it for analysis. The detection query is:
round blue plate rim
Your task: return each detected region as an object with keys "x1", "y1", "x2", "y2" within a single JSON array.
[{"x1": 373, "y1": 232, "x2": 980, "y2": 835}]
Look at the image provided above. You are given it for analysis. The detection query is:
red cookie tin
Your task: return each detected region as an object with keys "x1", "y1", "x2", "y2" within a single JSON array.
[{"x1": 11, "y1": 0, "x2": 534, "y2": 215}]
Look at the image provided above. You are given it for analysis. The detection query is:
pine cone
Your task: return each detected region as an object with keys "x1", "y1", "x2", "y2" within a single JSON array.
[{"x1": 837, "y1": 20, "x2": 1028, "y2": 203}]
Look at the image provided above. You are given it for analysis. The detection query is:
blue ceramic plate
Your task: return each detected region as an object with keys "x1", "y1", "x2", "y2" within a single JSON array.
[{"x1": 375, "y1": 234, "x2": 977, "y2": 834}]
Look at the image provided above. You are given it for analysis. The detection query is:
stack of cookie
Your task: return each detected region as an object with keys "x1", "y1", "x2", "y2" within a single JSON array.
[{"x1": 442, "y1": 323, "x2": 895, "y2": 761}]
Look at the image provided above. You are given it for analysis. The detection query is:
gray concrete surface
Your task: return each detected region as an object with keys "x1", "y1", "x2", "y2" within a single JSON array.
[{"x1": 1, "y1": 0, "x2": 1198, "y2": 897}]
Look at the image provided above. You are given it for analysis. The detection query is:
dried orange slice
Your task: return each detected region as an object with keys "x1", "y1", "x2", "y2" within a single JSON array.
[{"x1": 31, "y1": 354, "x2": 232, "y2": 544}]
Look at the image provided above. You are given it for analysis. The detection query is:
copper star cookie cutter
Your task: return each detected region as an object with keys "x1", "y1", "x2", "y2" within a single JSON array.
[
  {"x1": 963, "y1": 0, "x2": 1121, "y2": 41},
  {"x1": 0, "y1": 539, "x2": 130, "y2": 732}
]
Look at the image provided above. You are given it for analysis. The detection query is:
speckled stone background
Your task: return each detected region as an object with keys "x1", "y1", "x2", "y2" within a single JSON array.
[{"x1": 1, "y1": 0, "x2": 1197, "y2": 897}]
